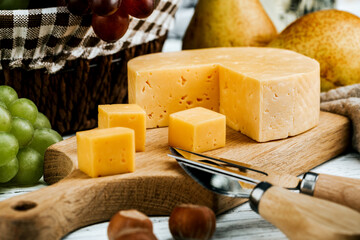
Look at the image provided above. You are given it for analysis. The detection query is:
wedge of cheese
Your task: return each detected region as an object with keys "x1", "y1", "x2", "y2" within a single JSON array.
[{"x1": 128, "y1": 47, "x2": 320, "y2": 142}]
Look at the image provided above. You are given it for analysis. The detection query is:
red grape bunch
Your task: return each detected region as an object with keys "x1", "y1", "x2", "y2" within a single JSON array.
[{"x1": 66, "y1": 0, "x2": 155, "y2": 42}]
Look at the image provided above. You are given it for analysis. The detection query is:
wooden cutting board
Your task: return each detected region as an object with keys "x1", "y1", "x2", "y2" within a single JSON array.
[{"x1": 0, "y1": 112, "x2": 351, "y2": 240}]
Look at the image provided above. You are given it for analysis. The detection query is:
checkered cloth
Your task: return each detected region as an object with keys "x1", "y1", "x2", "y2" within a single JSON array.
[{"x1": 0, "y1": 0, "x2": 180, "y2": 73}]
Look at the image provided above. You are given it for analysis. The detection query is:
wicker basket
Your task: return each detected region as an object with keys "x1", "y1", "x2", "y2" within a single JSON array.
[
  {"x1": 0, "y1": 35, "x2": 167, "y2": 134},
  {"x1": 0, "y1": 0, "x2": 179, "y2": 134}
]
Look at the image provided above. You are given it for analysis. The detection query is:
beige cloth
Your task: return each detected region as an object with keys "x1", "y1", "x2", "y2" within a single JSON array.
[{"x1": 320, "y1": 84, "x2": 360, "y2": 152}]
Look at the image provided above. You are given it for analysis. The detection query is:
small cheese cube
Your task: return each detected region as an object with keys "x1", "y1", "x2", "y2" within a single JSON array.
[
  {"x1": 168, "y1": 107, "x2": 226, "y2": 153},
  {"x1": 76, "y1": 127, "x2": 135, "y2": 178},
  {"x1": 98, "y1": 104, "x2": 146, "y2": 152}
]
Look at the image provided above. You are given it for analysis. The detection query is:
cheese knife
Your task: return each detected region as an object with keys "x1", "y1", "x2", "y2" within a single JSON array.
[
  {"x1": 170, "y1": 147, "x2": 360, "y2": 212},
  {"x1": 168, "y1": 147, "x2": 360, "y2": 239}
]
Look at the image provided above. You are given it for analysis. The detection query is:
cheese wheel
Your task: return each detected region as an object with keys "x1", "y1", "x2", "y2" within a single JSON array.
[{"x1": 128, "y1": 47, "x2": 320, "y2": 142}]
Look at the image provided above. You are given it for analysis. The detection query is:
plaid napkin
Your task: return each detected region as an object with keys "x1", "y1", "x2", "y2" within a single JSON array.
[
  {"x1": 321, "y1": 84, "x2": 360, "y2": 152},
  {"x1": 0, "y1": 0, "x2": 180, "y2": 73}
]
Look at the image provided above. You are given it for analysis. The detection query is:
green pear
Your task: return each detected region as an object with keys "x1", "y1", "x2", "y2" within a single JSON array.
[
  {"x1": 182, "y1": 0, "x2": 277, "y2": 50},
  {"x1": 268, "y1": 10, "x2": 360, "y2": 92}
]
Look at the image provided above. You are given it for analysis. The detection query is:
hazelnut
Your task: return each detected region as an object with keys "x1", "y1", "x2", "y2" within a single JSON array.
[
  {"x1": 169, "y1": 204, "x2": 216, "y2": 240},
  {"x1": 108, "y1": 209, "x2": 153, "y2": 240},
  {"x1": 114, "y1": 228, "x2": 158, "y2": 240}
]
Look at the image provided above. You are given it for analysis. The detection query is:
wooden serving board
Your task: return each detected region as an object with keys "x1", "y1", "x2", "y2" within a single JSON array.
[{"x1": 0, "y1": 112, "x2": 351, "y2": 240}]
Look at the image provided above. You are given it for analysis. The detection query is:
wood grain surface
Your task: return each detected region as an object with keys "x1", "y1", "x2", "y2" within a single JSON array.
[
  {"x1": 259, "y1": 186, "x2": 360, "y2": 240},
  {"x1": 0, "y1": 112, "x2": 351, "y2": 240},
  {"x1": 314, "y1": 174, "x2": 360, "y2": 212}
]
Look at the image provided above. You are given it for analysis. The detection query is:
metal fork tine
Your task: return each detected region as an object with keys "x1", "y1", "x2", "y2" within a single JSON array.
[
  {"x1": 169, "y1": 147, "x2": 301, "y2": 190},
  {"x1": 168, "y1": 154, "x2": 260, "y2": 185},
  {"x1": 173, "y1": 147, "x2": 268, "y2": 176}
]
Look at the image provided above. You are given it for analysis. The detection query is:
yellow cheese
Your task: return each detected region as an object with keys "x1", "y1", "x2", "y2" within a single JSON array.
[
  {"x1": 76, "y1": 127, "x2": 135, "y2": 178},
  {"x1": 128, "y1": 64, "x2": 219, "y2": 128},
  {"x1": 128, "y1": 47, "x2": 320, "y2": 142},
  {"x1": 169, "y1": 107, "x2": 226, "y2": 153},
  {"x1": 98, "y1": 104, "x2": 146, "y2": 152}
]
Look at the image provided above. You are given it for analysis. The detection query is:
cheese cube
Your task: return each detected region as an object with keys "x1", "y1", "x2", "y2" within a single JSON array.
[
  {"x1": 76, "y1": 127, "x2": 135, "y2": 178},
  {"x1": 168, "y1": 107, "x2": 226, "y2": 153},
  {"x1": 98, "y1": 104, "x2": 146, "y2": 152}
]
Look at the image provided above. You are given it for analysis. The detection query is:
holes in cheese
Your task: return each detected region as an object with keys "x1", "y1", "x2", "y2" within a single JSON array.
[
  {"x1": 181, "y1": 76, "x2": 187, "y2": 85},
  {"x1": 128, "y1": 47, "x2": 320, "y2": 142}
]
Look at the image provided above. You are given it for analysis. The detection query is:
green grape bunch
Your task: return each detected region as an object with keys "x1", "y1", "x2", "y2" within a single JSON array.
[{"x1": 0, "y1": 85, "x2": 63, "y2": 185}]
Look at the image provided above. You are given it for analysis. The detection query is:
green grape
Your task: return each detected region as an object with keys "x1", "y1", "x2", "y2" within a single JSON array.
[
  {"x1": 0, "y1": 157, "x2": 19, "y2": 183},
  {"x1": 34, "y1": 112, "x2": 51, "y2": 129},
  {"x1": 0, "y1": 132, "x2": 19, "y2": 167},
  {"x1": 0, "y1": 100, "x2": 7, "y2": 109},
  {"x1": 0, "y1": 0, "x2": 29, "y2": 10},
  {"x1": 9, "y1": 98, "x2": 38, "y2": 124},
  {"x1": 10, "y1": 117, "x2": 34, "y2": 147},
  {"x1": 0, "y1": 105, "x2": 12, "y2": 132},
  {"x1": 13, "y1": 147, "x2": 43, "y2": 185},
  {"x1": 29, "y1": 128, "x2": 63, "y2": 156},
  {"x1": 0, "y1": 85, "x2": 18, "y2": 108}
]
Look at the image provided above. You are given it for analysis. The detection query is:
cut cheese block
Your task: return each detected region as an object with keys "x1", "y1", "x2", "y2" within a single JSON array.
[
  {"x1": 169, "y1": 107, "x2": 226, "y2": 152},
  {"x1": 76, "y1": 127, "x2": 135, "y2": 178},
  {"x1": 128, "y1": 47, "x2": 320, "y2": 142},
  {"x1": 98, "y1": 104, "x2": 146, "y2": 152}
]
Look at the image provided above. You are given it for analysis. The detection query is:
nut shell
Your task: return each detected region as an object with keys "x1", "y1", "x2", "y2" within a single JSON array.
[
  {"x1": 108, "y1": 209, "x2": 153, "y2": 240},
  {"x1": 114, "y1": 228, "x2": 158, "y2": 240},
  {"x1": 169, "y1": 204, "x2": 216, "y2": 240}
]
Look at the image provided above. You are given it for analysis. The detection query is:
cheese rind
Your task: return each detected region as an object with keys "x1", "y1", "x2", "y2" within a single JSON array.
[
  {"x1": 168, "y1": 107, "x2": 226, "y2": 152},
  {"x1": 76, "y1": 127, "x2": 135, "y2": 178},
  {"x1": 98, "y1": 104, "x2": 146, "y2": 152},
  {"x1": 128, "y1": 47, "x2": 320, "y2": 142}
]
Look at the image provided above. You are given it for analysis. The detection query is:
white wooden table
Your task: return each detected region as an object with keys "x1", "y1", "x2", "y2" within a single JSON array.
[{"x1": 1, "y1": 152, "x2": 359, "y2": 239}]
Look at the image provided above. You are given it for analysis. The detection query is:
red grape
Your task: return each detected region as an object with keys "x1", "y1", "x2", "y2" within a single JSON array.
[
  {"x1": 121, "y1": 0, "x2": 154, "y2": 19},
  {"x1": 89, "y1": 0, "x2": 121, "y2": 16},
  {"x1": 57, "y1": 0, "x2": 67, "y2": 6},
  {"x1": 92, "y1": 8, "x2": 129, "y2": 42},
  {"x1": 67, "y1": 0, "x2": 91, "y2": 15}
]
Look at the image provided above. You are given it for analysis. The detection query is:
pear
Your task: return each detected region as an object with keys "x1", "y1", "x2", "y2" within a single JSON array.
[
  {"x1": 268, "y1": 10, "x2": 360, "y2": 92},
  {"x1": 182, "y1": 0, "x2": 277, "y2": 49}
]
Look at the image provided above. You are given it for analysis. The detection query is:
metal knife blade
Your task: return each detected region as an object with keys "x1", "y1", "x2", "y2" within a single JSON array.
[{"x1": 170, "y1": 147, "x2": 301, "y2": 190}]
